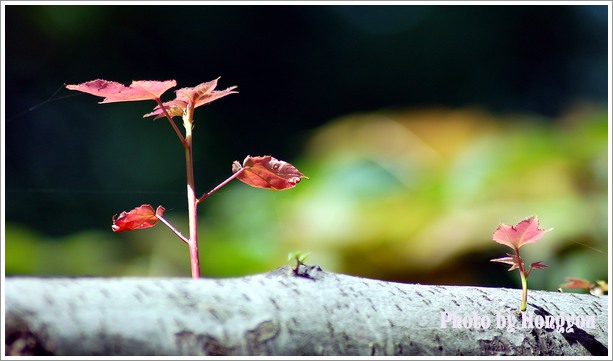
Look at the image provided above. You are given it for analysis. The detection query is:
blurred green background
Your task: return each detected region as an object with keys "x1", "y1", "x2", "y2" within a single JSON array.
[{"x1": 3, "y1": 5, "x2": 609, "y2": 292}]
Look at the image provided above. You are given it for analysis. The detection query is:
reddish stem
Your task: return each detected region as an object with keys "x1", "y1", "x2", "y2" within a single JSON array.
[
  {"x1": 515, "y1": 248, "x2": 528, "y2": 312},
  {"x1": 154, "y1": 98, "x2": 187, "y2": 146},
  {"x1": 183, "y1": 103, "x2": 200, "y2": 279},
  {"x1": 197, "y1": 167, "x2": 245, "y2": 203},
  {"x1": 156, "y1": 214, "x2": 189, "y2": 244},
  {"x1": 153, "y1": 97, "x2": 199, "y2": 278}
]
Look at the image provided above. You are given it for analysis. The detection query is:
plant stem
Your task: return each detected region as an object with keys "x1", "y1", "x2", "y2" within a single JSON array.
[
  {"x1": 155, "y1": 97, "x2": 199, "y2": 277},
  {"x1": 197, "y1": 167, "x2": 245, "y2": 203},
  {"x1": 516, "y1": 250, "x2": 528, "y2": 312},
  {"x1": 519, "y1": 271, "x2": 528, "y2": 312},
  {"x1": 155, "y1": 98, "x2": 187, "y2": 145},
  {"x1": 183, "y1": 104, "x2": 200, "y2": 279},
  {"x1": 156, "y1": 214, "x2": 189, "y2": 244}
]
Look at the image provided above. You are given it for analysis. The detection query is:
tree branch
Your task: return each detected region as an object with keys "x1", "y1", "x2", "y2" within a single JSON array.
[{"x1": 4, "y1": 266, "x2": 608, "y2": 356}]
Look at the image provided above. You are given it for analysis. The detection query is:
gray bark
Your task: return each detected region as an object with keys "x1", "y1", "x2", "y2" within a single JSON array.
[{"x1": 4, "y1": 265, "x2": 608, "y2": 356}]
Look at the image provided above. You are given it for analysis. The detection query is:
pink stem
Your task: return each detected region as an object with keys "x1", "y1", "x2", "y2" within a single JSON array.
[
  {"x1": 156, "y1": 214, "x2": 189, "y2": 244},
  {"x1": 156, "y1": 97, "x2": 199, "y2": 277},
  {"x1": 515, "y1": 248, "x2": 528, "y2": 312},
  {"x1": 197, "y1": 167, "x2": 246, "y2": 203},
  {"x1": 184, "y1": 110, "x2": 200, "y2": 279},
  {"x1": 154, "y1": 98, "x2": 187, "y2": 145}
]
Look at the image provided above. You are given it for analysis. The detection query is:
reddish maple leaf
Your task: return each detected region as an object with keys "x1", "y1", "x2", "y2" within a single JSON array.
[
  {"x1": 560, "y1": 278, "x2": 608, "y2": 295},
  {"x1": 144, "y1": 77, "x2": 238, "y2": 119},
  {"x1": 492, "y1": 215, "x2": 552, "y2": 251},
  {"x1": 112, "y1": 204, "x2": 165, "y2": 232},
  {"x1": 66, "y1": 79, "x2": 176, "y2": 103},
  {"x1": 560, "y1": 277, "x2": 594, "y2": 290},
  {"x1": 232, "y1": 155, "x2": 307, "y2": 190}
]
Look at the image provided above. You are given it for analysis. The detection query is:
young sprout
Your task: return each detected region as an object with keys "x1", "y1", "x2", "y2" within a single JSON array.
[
  {"x1": 288, "y1": 251, "x2": 311, "y2": 273},
  {"x1": 66, "y1": 78, "x2": 307, "y2": 278},
  {"x1": 490, "y1": 215, "x2": 552, "y2": 312}
]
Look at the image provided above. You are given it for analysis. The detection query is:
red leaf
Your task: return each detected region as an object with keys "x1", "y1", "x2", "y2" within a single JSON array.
[
  {"x1": 232, "y1": 155, "x2": 307, "y2": 190},
  {"x1": 176, "y1": 77, "x2": 238, "y2": 108},
  {"x1": 143, "y1": 77, "x2": 237, "y2": 119},
  {"x1": 530, "y1": 261, "x2": 548, "y2": 270},
  {"x1": 560, "y1": 277, "x2": 594, "y2": 290},
  {"x1": 111, "y1": 204, "x2": 165, "y2": 232},
  {"x1": 66, "y1": 79, "x2": 176, "y2": 103},
  {"x1": 492, "y1": 215, "x2": 552, "y2": 250},
  {"x1": 490, "y1": 254, "x2": 520, "y2": 272},
  {"x1": 143, "y1": 99, "x2": 187, "y2": 119}
]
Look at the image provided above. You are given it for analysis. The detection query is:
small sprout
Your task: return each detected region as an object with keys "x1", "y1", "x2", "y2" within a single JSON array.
[
  {"x1": 288, "y1": 251, "x2": 310, "y2": 272},
  {"x1": 490, "y1": 215, "x2": 552, "y2": 312}
]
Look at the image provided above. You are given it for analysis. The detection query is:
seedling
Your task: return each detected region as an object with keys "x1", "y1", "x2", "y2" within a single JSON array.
[
  {"x1": 288, "y1": 251, "x2": 311, "y2": 273},
  {"x1": 66, "y1": 78, "x2": 307, "y2": 278},
  {"x1": 490, "y1": 215, "x2": 552, "y2": 312}
]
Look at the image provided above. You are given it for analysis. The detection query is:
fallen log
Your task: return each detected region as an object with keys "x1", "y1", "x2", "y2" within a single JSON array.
[{"x1": 4, "y1": 265, "x2": 608, "y2": 356}]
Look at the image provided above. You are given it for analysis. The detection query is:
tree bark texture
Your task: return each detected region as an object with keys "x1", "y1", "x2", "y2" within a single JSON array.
[{"x1": 4, "y1": 266, "x2": 609, "y2": 356}]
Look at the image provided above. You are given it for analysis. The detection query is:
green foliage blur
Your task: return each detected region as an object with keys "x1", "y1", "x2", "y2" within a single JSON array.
[
  {"x1": 3, "y1": 5, "x2": 609, "y2": 291},
  {"x1": 198, "y1": 105, "x2": 609, "y2": 291}
]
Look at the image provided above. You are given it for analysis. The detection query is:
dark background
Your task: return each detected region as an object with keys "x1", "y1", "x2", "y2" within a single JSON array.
[{"x1": 3, "y1": 5, "x2": 609, "y2": 287}]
